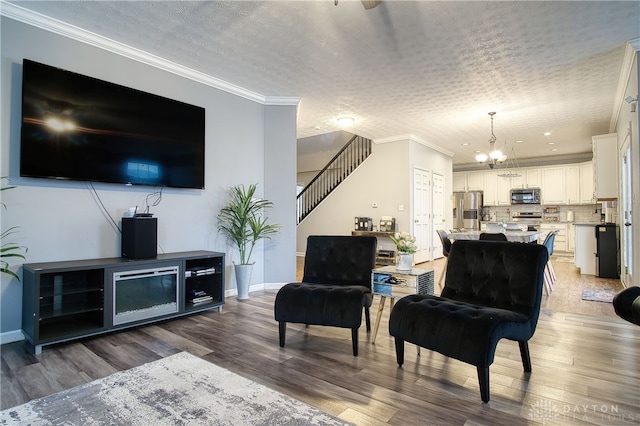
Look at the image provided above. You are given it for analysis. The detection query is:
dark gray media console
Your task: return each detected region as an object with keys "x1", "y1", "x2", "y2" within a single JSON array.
[{"x1": 22, "y1": 250, "x2": 225, "y2": 354}]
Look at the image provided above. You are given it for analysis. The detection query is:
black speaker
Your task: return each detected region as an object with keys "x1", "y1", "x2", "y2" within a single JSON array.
[{"x1": 121, "y1": 217, "x2": 157, "y2": 259}]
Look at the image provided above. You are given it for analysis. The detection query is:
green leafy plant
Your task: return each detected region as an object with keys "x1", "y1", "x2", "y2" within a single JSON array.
[
  {"x1": 217, "y1": 183, "x2": 280, "y2": 265},
  {"x1": 1, "y1": 178, "x2": 27, "y2": 280}
]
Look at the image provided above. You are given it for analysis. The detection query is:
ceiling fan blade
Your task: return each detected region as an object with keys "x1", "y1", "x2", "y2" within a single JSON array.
[{"x1": 361, "y1": 0, "x2": 382, "y2": 10}]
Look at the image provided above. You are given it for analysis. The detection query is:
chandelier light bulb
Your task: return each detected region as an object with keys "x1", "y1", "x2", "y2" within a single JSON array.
[
  {"x1": 475, "y1": 153, "x2": 488, "y2": 162},
  {"x1": 489, "y1": 150, "x2": 503, "y2": 160}
]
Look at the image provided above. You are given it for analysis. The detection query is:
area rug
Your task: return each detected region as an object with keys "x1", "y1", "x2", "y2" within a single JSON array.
[
  {"x1": 581, "y1": 289, "x2": 616, "y2": 303},
  {"x1": 0, "y1": 352, "x2": 351, "y2": 425}
]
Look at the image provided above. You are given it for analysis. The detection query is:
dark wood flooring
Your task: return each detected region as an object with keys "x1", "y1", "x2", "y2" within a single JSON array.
[{"x1": 2, "y1": 256, "x2": 639, "y2": 425}]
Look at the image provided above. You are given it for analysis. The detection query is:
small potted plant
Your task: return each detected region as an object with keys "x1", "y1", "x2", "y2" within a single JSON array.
[
  {"x1": 217, "y1": 183, "x2": 280, "y2": 299},
  {"x1": 389, "y1": 232, "x2": 417, "y2": 272}
]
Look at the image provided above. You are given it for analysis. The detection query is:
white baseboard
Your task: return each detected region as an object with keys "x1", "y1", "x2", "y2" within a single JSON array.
[
  {"x1": 0, "y1": 329, "x2": 25, "y2": 345},
  {"x1": 224, "y1": 282, "x2": 287, "y2": 299},
  {"x1": 263, "y1": 282, "x2": 287, "y2": 290}
]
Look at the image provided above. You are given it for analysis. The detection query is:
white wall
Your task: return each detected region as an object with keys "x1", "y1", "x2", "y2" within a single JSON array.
[
  {"x1": 0, "y1": 17, "x2": 297, "y2": 337},
  {"x1": 614, "y1": 45, "x2": 639, "y2": 287},
  {"x1": 264, "y1": 105, "x2": 298, "y2": 283},
  {"x1": 296, "y1": 136, "x2": 453, "y2": 254}
]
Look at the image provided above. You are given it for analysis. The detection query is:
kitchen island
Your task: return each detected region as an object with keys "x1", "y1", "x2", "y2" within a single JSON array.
[{"x1": 448, "y1": 230, "x2": 544, "y2": 243}]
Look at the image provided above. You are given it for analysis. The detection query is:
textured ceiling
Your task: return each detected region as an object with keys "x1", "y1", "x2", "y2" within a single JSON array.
[{"x1": 6, "y1": 1, "x2": 640, "y2": 168}]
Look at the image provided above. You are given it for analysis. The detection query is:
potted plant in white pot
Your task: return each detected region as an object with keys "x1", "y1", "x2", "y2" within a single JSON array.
[
  {"x1": 217, "y1": 183, "x2": 280, "y2": 300},
  {"x1": 390, "y1": 231, "x2": 417, "y2": 273}
]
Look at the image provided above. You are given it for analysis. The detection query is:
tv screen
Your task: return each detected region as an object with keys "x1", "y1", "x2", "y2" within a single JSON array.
[{"x1": 20, "y1": 59, "x2": 205, "y2": 189}]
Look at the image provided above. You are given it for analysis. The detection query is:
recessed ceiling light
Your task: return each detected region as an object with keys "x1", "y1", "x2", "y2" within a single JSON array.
[
  {"x1": 547, "y1": 142, "x2": 555, "y2": 145},
  {"x1": 337, "y1": 116, "x2": 355, "y2": 125},
  {"x1": 515, "y1": 140, "x2": 523, "y2": 144},
  {"x1": 543, "y1": 131, "x2": 552, "y2": 136},
  {"x1": 461, "y1": 142, "x2": 470, "y2": 146},
  {"x1": 551, "y1": 148, "x2": 559, "y2": 152}
]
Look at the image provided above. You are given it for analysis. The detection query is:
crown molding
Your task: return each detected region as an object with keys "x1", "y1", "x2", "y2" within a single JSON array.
[
  {"x1": 610, "y1": 37, "x2": 640, "y2": 132},
  {"x1": 1, "y1": 2, "x2": 299, "y2": 107},
  {"x1": 374, "y1": 134, "x2": 455, "y2": 157},
  {"x1": 454, "y1": 151, "x2": 593, "y2": 172},
  {"x1": 264, "y1": 96, "x2": 301, "y2": 106}
]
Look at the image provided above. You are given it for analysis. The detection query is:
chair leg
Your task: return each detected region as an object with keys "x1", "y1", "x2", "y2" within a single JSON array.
[
  {"x1": 543, "y1": 271, "x2": 551, "y2": 296},
  {"x1": 546, "y1": 262, "x2": 556, "y2": 290},
  {"x1": 278, "y1": 322, "x2": 286, "y2": 347},
  {"x1": 438, "y1": 257, "x2": 448, "y2": 287},
  {"x1": 548, "y1": 261, "x2": 557, "y2": 284},
  {"x1": 364, "y1": 306, "x2": 371, "y2": 332},
  {"x1": 519, "y1": 341, "x2": 532, "y2": 372},
  {"x1": 394, "y1": 337, "x2": 405, "y2": 366},
  {"x1": 477, "y1": 366, "x2": 490, "y2": 403},
  {"x1": 351, "y1": 328, "x2": 359, "y2": 356}
]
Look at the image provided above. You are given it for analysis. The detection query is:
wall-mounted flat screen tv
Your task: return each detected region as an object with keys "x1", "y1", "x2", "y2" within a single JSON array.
[{"x1": 20, "y1": 59, "x2": 206, "y2": 189}]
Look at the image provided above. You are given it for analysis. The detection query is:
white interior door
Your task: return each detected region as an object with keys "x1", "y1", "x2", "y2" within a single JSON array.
[
  {"x1": 432, "y1": 173, "x2": 445, "y2": 259},
  {"x1": 620, "y1": 128, "x2": 633, "y2": 287},
  {"x1": 413, "y1": 167, "x2": 431, "y2": 264}
]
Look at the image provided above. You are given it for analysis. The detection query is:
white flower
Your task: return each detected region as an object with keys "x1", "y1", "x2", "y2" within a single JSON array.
[{"x1": 390, "y1": 232, "x2": 417, "y2": 254}]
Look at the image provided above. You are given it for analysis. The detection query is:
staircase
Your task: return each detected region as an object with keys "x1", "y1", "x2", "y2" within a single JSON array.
[{"x1": 297, "y1": 135, "x2": 372, "y2": 224}]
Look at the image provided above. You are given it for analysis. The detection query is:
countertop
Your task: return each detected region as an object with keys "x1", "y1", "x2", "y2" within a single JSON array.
[
  {"x1": 448, "y1": 230, "x2": 544, "y2": 243},
  {"x1": 481, "y1": 221, "x2": 601, "y2": 225}
]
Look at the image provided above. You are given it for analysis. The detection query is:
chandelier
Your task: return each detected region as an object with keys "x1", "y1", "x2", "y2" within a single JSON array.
[{"x1": 475, "y1": 112, "x2": 506, "y2": 169}]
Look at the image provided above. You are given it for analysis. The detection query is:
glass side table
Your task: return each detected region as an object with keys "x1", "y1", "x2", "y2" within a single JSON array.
[{"x1": 371, "y1": 265, "x2": 434, "y2": 344}]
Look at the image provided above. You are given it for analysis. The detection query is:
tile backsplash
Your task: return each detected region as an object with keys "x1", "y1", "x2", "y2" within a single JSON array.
[{"x1": 483, "y1": 204, "x2": 604, "y2": 223}]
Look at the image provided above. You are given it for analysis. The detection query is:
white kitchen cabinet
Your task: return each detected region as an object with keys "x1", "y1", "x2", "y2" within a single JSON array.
[
  {"x1": 525, "y1": 169, "x2": 541, "y2": 188},
  {"x1": 539, "y1": 223, "x2": 568, "y2": 252},
  {"x1": 511, "y1": 168, "x2": 541, "y2": 189},
  {"x1": 574, "y1": 224, "x2": 596, "y2": 275},
  {"x1": 510, "y1": 173, "x2": 525, "y2": 189},
  {"x1": 466, "y1": 171, "x2": 484, "y2": 191},
  {"x1": 483, "y1": 171, "x2": 498, "y2": 206},
  {"x1": 568, "y1": 224, "x2": 575, "y2": 251},
  {"x1": 453, "y1": 171, "x2": 484, "y2": 192},
  {"x1": 566, "y1": 166, "x2": 580, "y2": 204},
  {"x1": 592, "y1": 133, "x2": 618, "y2": 200},
  {"x1": 453, "y1": 172, "x2": 466, "y2": 192},
  {"x1": 541, "y1": 168, "x2": 566, "y2": 204},
  {"x1": 579, "y1": 162, "x2": 595, "y2": 204},
  {"x1": 496, "y1": 175, "x2": 511, "y2": 205}
]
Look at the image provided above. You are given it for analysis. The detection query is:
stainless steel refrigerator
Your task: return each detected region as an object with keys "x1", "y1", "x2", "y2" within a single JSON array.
[{"x1": 452, "y1": 191, "x2": 483, "y2": 230}]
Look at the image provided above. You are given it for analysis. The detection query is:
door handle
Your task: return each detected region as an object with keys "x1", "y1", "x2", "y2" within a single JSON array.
[{"x1": 624, "y1": 222, "x2": 632, "y2": 226}]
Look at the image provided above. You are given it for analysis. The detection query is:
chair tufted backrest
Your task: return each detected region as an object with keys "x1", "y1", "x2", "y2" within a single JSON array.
[
  {"x1": 436, "y1": 229, "x2": 452, "y2": 257},
  {"x1": 302, "y1": 235, "x2": 377, "y2": 289},
  {"x1": 441, "y1": 240, "x2": 547, "y2": 318}
]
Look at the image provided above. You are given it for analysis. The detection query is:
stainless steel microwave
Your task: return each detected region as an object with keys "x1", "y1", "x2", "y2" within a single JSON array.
[{"x1": 510, "y1": 188, "x2": 541, "y2": 204}]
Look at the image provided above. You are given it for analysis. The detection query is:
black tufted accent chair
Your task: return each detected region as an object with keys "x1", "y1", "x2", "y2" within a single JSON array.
[
  {"x1": 389, "y1": 240, "x2": 547, "y2": 402},
  {"x1": 274, "y1": 235, "x2": 377, "y2": 356},
  {"x1": 613, "y1": 286, "x2": 640, "y2": 326}
]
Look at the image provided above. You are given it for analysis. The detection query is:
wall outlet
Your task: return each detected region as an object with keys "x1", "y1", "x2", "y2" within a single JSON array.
[{"x1": 398, "y1": 204, "x2": 405, "y2": 211}]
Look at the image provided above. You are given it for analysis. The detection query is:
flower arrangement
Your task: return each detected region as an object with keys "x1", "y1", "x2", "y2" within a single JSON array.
[{"x1": 389, "y1": 232, "x2": 417, "y2": 254}]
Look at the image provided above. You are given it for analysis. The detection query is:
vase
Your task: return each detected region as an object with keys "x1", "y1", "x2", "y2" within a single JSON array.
[
  {"x1": 234, "y1": 264, "x2": 253, "y2": 300},
  {"x1": 396, "y1": 252, "x2": 413, "y2": 273}
]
